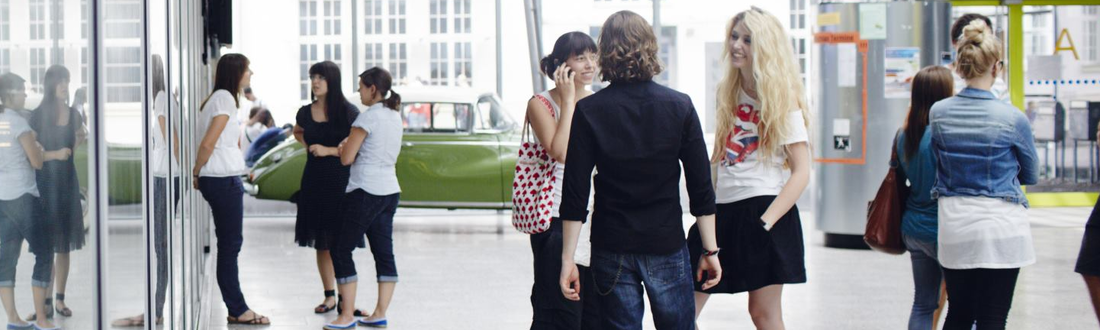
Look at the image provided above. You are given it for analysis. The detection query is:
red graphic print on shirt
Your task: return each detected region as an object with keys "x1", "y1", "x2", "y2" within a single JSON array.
[{"x1": 722, "y1": 102, "x2": 760, "y2": 166}]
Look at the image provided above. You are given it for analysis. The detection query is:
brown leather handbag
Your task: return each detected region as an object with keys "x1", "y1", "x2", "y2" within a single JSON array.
[{"x1": 865, "y1": 132, "x2": 908, "y2": 255}]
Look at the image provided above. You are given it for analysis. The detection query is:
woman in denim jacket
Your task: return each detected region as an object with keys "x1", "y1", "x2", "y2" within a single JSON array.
[{"x1": 929, "y1": 20, "x2": 1038, "y2": 330}]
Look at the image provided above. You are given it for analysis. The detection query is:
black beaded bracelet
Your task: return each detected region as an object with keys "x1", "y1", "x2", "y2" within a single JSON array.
[{"x1": 702, "y1": 248, "x2": 720, "y2": 257}]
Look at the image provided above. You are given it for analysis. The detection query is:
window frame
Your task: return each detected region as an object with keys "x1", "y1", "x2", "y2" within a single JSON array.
[{"x1": 401, "y1": 101, "x2": 475, "y2": 134}]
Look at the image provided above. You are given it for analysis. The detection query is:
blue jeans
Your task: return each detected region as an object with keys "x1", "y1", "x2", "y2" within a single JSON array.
[
  {"x1": 589, "y1": 245, "x2": 695, "y2": 330},
  {"x1": 154, "y1": 177, "x2": 179, "y2": 318},
  {"x1": 332, "y1": 190, "x2": 399, "y2": 284},
  {"x1": 904, "y1": 234, "x2": 943, "y2": 330},
  {"x1": 198, "y1": 176, "x2": 250, "y2": 317},
  {"x1": 0, "y1": 194, "x2": 53, "y2": 288}
]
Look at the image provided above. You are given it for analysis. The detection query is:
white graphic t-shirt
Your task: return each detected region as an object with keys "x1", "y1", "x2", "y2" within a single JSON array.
[{"x1": 715, "y1": 90, "x2": 809, "y2": 204}]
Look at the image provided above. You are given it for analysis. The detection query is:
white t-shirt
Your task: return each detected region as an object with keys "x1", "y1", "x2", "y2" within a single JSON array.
[
  {"x1": 346, "y1": 103, "x2": 403, "y2": 196},
  {"x1": 715, "y1": 90, "x2": 809, "y2": 204},
  {"x1": 197, "y1": 90, "x2": 248, "y2": 177},
  {"x1": 0, "y1": 109, "x2": 39, "y2": 200},
  {"x1": 937, "y1": 196, "x2": 1035, "y2": 269},
  {"x1": 152, "y1": 92, "x2": 180, "y2": 178},
  {"x1": 532, "y1": 90, "x2": 593, "y2": 267}
]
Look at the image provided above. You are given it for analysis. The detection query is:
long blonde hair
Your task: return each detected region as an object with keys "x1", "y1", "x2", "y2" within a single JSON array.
[{"x1": 711, "y1": 8, "x2": 810, "y2": 164}]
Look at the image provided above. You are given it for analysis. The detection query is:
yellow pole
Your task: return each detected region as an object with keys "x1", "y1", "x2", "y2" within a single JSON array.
[{"x1": 1008, "y1": 4, "x2": 1025, "y2": 110}]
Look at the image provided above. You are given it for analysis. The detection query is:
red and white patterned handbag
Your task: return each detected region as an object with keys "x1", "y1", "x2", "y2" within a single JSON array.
[{"x1": 511, "y1": 95, "x2": 558, "y2": 234}]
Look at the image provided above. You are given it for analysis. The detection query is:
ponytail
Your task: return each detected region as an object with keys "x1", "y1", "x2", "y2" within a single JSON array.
[
  {"x1": 383, "y1": 90, "x2": 401, "y2": 111},
  {"x1": 359, "y1": 67, "x2": 400, "y2": 111}
]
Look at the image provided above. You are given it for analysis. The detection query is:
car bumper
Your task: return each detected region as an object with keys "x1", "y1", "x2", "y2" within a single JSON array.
[{"x1": 242, "y1": 181, "x2": 259, "y2": 196}]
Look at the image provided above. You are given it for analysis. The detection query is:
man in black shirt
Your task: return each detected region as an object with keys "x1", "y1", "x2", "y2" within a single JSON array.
[{"x1": 558, "y1": 10, "x2": 722, "y2": 330}]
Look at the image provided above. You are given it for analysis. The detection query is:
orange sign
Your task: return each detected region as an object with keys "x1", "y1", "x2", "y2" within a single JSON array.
[{"x1": 813, "y1": 32, "x2": 862, "y2": 44}]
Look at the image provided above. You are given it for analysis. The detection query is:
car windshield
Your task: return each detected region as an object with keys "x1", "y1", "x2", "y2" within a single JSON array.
[{"x1": 475, "y1": 95, "x2": 516, "y2": 131}]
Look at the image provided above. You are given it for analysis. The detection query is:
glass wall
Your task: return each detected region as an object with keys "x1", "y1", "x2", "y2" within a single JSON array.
[
  {"x1": 0, "y1": 0, "x2": 208, "y2": 328},
  {"x1": 0, "y1": 0, "x2": 97, "y2": 328}
]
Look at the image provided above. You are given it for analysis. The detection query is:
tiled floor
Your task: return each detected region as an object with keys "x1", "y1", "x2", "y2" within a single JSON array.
[
  {"x1": 1, "y1": 206, "x2": 1095, "y2": 329},
  {"x1": 197, "y1": 206, "x2": 1099, "y2": 330}
]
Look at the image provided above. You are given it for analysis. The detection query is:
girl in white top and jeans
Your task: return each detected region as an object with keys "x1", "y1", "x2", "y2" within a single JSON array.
[
  {"x1": 193, "y1": 54, "x2": 270, "y2": 325},
  {"x1": 113, "y1": 54, "x2": 181, "y2": 327},
  {"x1": 0, "y1": 75, "x2": 60, "y2": 330},
  {"x1": 326, "y1": 67, "x2": 403, "y2": 330},
  {"x1": 525, "y1": 31, "x2": 598, "y2": 330}
]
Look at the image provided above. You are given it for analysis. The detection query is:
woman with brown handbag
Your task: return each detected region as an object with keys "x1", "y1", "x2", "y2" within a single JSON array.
[{"x1": 896, "y1": 66, "x2": 953, "y2": 330}]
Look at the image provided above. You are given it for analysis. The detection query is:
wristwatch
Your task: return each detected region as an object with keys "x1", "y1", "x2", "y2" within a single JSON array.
[
  {"x1": 702, "y1": 248, "x2": 720, "y2": 257},
  {"x1": 760, "y1": 218, "x2": 774, "y2": 231}
]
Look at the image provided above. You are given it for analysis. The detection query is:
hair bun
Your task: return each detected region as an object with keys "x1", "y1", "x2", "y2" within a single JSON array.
[{"x1": 961, "y1": 19, "x2": 990, "y2": 44}]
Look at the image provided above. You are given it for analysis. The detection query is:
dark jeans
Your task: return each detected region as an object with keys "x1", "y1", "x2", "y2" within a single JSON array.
[
  {"x1": 332, "y1": 190, "x2": 399, "y2": 283},
  {"x1": 530, "y1": 220, "x2": 581, "y2": 330},
  {"x1": 154, "y1": 177, "x2": 180, "y2": 318},
  {"x1": 590, "y1": 245, "x2": 695, "y2": 330},
  {"x1": 942, "y1": 267, "x2": 1020, "y2": 330},
  {"x1": 198, "y1": 176, "x2": 250, "y2": 317},
  {"x1": 0, "y1": 194, "x2": 53, "y2": 288}
]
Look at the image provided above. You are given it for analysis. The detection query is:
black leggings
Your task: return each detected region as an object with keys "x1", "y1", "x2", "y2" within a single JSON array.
[{"x1": 942, "y1": 267, "x2": 1020, "y2": 330}]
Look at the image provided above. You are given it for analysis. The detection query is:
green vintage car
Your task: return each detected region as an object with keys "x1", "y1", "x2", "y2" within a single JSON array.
[{"x1": 246, "y1": 88, "x2": 521, "y2": 209}]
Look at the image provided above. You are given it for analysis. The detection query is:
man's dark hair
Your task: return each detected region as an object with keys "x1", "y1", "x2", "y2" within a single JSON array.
[{"x1": 951, "y1": 13, "x2": 993, "y2": 44}]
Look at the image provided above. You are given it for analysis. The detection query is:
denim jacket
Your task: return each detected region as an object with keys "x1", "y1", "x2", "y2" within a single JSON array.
[{"x1": 929, "y1": 87, "x2": 1039, "y2": 207}]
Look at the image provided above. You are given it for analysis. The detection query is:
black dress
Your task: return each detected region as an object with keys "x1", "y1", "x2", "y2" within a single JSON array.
[
  {"x1": 294, "y1": 103, "x2": 364, "y2": 250},
  {"x1": 30, "y1": 105, "x2": 85, "y2": 253}
]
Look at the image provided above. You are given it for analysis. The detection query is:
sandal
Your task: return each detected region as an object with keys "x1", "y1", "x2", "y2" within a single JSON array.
[
  {"x1": 54, "y1": 294, "x2": 72, "y2": 317},
  {"x1": 336, "y1": 295, "x2": 368, "y2": 317},
  {"x1": 314, "y1": 290, "x2": 337, "y2": 314},
  {"x1": 226, "y1": 311, "x2": 270, "y2": 325},
  {"x1": 26, "y1": 298, "x2": 54, "y2": 321}
]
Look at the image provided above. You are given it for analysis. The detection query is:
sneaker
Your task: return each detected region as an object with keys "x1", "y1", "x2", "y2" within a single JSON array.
[
  {"x1": 32, "y1": 324, "x2": 60, "y2": 330},
  {"x1": 322, "y1": 319, "x2": 357, "y2": 330},
  {"x1": 6, "y1": 323, "x2": 32, "y2": 330},
  {"x1": 358, "y1": 317, "x2": 387, "y2": 328}
]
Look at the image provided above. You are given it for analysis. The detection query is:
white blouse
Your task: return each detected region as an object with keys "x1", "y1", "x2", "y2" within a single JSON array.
[
  {"x1": 152, "y1": 91, "x2": 180, "y2": 178},
  {"x1": 197, "y1": 90, "x2": 248, "y2": 177}
]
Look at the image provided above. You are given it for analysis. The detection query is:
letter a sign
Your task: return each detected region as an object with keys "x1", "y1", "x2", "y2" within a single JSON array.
[{"x1": 1054, "y1": 28, "x2": 1079, "y2": 61}]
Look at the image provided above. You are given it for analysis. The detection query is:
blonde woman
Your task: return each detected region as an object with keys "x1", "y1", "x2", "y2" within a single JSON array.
[
  {"x1": 688, "y1": 8, "x2": 811, "y2": 329},
  {"x1": 930, "y1": 20, "x2": 1037, "y2": 330}
]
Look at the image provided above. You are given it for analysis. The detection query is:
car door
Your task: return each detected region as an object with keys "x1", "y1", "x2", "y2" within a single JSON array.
[
  {"x1": 397, "y1": 101, "x2": 503, "y2": 208},
  {"x1": 473, "y1": 95, "x2": 519, "y2": 208}
]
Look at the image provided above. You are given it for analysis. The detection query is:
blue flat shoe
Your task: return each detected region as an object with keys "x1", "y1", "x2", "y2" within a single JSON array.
[
  {"x1": 358, "y1": 317, "x2": 387, "y2": 328},
  {"x1": 322, "y1": 319, "x2": 357, "y2": 330},
  {"x1": 6, "y1": 323, "x2": 32, "y2": 330},
  {"x1": 32, "y1": 324, "x2": 60, "y2": 330}
]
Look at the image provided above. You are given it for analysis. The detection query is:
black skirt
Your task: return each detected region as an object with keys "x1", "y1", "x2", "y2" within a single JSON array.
[
  {"x1": 38, "y1": 160, "x2": 85, "y2": 253},
  {"x1": 688, "y1": 195, "x2": 806, "y2": 294},
  {"x1": 1077, "y1": 199, "x2": 1100, "y2": 276}
]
